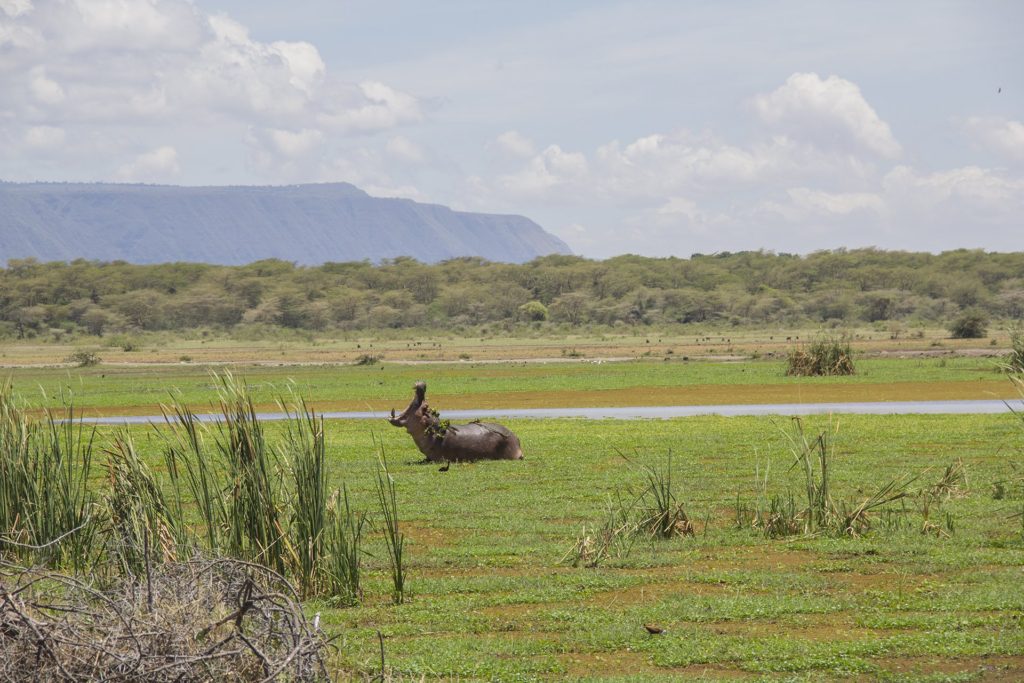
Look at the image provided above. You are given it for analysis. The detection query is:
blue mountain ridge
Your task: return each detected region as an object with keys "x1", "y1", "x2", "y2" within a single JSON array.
[{"x1": 0, "y1": 181, "x2": 572, "y2": 265}]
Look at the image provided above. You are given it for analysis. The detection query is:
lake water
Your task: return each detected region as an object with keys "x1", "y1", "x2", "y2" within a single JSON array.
[{"x1": 76, "y1": 399, "x2": 1016, "y2": 425}]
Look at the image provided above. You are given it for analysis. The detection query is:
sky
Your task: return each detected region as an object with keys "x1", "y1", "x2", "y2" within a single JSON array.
[{"x1": 1, "y1": 0, "x2": 1022, "y2": 259}]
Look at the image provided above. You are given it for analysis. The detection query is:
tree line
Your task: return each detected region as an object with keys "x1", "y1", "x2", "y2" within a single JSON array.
[{"x1": 2, "y1": 249, "x2": 1022, "y2": 339}]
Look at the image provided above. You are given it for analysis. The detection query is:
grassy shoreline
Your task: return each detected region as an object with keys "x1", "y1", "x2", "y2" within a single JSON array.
[{"x1": 1, "y1": 354, "x2": 1017, "y2": 418}]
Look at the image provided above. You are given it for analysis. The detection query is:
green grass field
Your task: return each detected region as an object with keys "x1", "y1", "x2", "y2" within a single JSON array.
[
  {"x1": 2, "y1": 352, "x2": 1023, "y2": 680},
  {"x1": 2, "y1": 355, "x2": 1017, "y2": 416},
  {"x1": 302, "y1": 413, "x2": 1024, "y2": 681}
]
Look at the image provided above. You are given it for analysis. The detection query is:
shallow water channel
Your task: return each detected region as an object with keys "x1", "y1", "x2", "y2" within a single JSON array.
[{"x1": 78, "y1": 399, "x2": 1014, "y2": 425}]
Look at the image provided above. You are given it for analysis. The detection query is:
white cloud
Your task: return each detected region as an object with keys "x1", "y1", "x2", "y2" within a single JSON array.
[
  {"x1": 595, "y1": 131, "x2": 767, "y2": 197},
  {"x1": 493, "y1": 130, "x2": 536, "y2": 158},
  {"x1": 385, "y1": 135, "x2": 426, "y2": 163},
  {"x1": 0, "y1": 0, "x2": 32, "y2": 18},
  {"x1": 24, "y1": 125, "x2": 65, "y2": 148},
  {"x1": 494, "y1": 127, "x2": 874, "y2": 208},
  {"x1": 270, "y1": 40, "x2": 325, "y2": 96},
  {"x1": 472, "y1": 71, "x2": 1023, "y2": 257},
  {"x1": 965, "y1": 117, "x2": 1024, "y2": 161},
  {"x1": 499, "y1": 144, "x2": 589, "y2": 198},
  {"x1": 753, "y1": 72, "x2": 901, "y2": 158},
  {"x1": 28, "y1": 66, "x2": 65, "y2": 104},
  {"x1": 116, "y1": 145, "x2": 180, "y2": 181},
  {"x1": 0, "y1": 18, "x2": 37, "y2": 48},
  {"x1": 316, "y1": 81, "x2": 422, "y2": 132},
  {"x1": 787, "y1": 187, "x2": 884, "y2": 215},
  {"x1": 884, "y1": 165, "x2": 1024, "y2": 205},
  {"x1": 756, "y1": 188, "x2": 884, "y2": 224},
  {"x1": 267, "y1": 128, "x2": 324, "y2": 158},
  {"x1": 0, "y1": 0, "x2": 419, "y2": 157}
]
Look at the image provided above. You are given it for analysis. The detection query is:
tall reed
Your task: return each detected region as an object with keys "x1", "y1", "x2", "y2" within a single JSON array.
[
  {"x1": 213, "y1": 371, "x2": 290, "y2": 574},
  {"x1": 324, "y1": 484, "x2": 365, "y2": 606},
  {"x1": 162, "y1": 399, "x2": 230, "y2": 553},
  {"x1": 1004, "y1": 325, "x2": 1024, "y2": 374},
  {"x1": 0, "y1": 382, "x2": 98, "y2": 570},
  {"x1": 278, "y1": 392, "x2": 327, "y2": 597},
  {"x1": 634, "y1": 450, "x2": 694, "y2": 538},
  {"x1": 104, "y1": 431, "x2": 183, "y2": 574},
  {"x1": 785, "y1": 417, "x2": 834, "y2": 532},
  {"x1": 375, "y1": 450, "x2": 406, "y2": 604}
]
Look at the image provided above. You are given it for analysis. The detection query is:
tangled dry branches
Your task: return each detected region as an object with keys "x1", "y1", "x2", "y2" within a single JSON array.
[{"x1": 0, "y1": 557, "x2": 328, "y2": 682}]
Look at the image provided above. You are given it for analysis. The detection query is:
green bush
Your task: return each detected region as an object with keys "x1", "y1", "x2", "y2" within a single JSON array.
[{"x1": 949, "y1": 312, "x2": 988, "y2": 339}]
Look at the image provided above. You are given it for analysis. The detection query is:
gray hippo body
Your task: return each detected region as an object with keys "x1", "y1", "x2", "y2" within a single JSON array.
[{"x1": 388, "y1": 381, "x2": 523, "y2": 462}]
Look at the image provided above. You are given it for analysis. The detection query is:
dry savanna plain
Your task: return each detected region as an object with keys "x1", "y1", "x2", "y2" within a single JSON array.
[{"x1": 2, "y1": 327, "x2": 1024, "y2": 681}]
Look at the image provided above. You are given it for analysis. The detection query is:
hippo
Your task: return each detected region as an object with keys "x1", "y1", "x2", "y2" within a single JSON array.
[{"x1": 388, "y1": 381, "x2": 523, "y2": 462}]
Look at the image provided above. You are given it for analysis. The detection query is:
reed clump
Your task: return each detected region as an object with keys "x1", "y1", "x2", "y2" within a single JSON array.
[
  {"x1": 1, "y1": 373, "x2": 375, "y2": 605},
  {"x1": 564, "y1": 451, "x2": 695, "y2": 567},
  {"x1": 160, "y1": 371, "x2": 370, "y2": 601},
  {"x1": 0, "y1": 381, "x2": 98, "y2": 571},
  {"x1": 632, "y1": 450, "x2": 695, "y2": 539},
  {"x1": 786, "y1": 336, "x2": 855, "y2": 376},
  {"x1": 104, "y1": 431, "x2": 185, "y2": 574},
  {"x1": 735, "y1": 418, "x2": 911, "y2": 538}
]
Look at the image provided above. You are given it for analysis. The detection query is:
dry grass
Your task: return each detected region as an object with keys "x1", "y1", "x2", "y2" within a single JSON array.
[
  {"x1": 0, "y1": 557, "x2": 327, "y2": 682},
  {"x1": 0, "y1": 325, "x2": 1011, "y2": 367}
]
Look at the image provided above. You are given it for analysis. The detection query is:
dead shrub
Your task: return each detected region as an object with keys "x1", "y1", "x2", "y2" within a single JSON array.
[{"x1": 0, "y1": 557, "x2": 328, "y2": 682}]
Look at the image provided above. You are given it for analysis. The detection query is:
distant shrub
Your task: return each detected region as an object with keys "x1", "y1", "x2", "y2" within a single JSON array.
[
  {"x1": 354, "y1": 354, "x2": 379, "y2": 366},
  {"x1": 65, "y1": 350, "x2": 101, "y2": 367},
  {"x1": 105, "y1": 335, "x2": 139, "y2": 352},
  {"x1": 949, "y1": 312, "x2": 988, "y2": 339},
  {"x1": 786, "y1": 337, "x2": 855, "y2": 376},
  {"x1": 518, "y1": 300, "x2": 548, "y2": 322}
]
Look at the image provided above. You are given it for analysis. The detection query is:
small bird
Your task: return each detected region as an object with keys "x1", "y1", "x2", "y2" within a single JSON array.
[
  {"x1": 438, "y1": 461, "x2": 450, "y2": 472},
  {"x1": 644, "y1": 623, "x2": 665, "y2": 635},
  {"x1": 997, "y1": 87, "x2": 1002, "y2": 94}
]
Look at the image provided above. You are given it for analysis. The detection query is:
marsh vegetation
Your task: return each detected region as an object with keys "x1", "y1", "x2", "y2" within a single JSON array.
[{"x1": 2, "y1": 359, "x2": 1023, "y2": 679}]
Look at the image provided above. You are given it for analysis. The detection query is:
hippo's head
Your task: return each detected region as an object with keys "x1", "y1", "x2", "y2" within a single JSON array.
[{"x1": 388, "y1": 381, "x2": 427, "y2": 427}]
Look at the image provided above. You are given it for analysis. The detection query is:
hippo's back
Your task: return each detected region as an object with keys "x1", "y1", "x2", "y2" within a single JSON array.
[{"x1": 446, "y1": 422, "x2": 523, "y2": 461}]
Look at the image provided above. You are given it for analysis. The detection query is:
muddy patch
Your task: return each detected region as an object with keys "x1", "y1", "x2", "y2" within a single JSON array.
[
  {"x1": 584, "y1": 577, "x2": 735, "y2": 610},
  {"x1": 561, "y1": 651, "x2": 754, "y2": 680},
  {"x1": 875, "y1": 655, "x2": 1024, "y2": 681},
  {"x1": 699, "y1": 613, "x2": 899, "y2": 643},
  {"x1": 400, "y1": 522, "x2": 462, "y2": 550}
]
